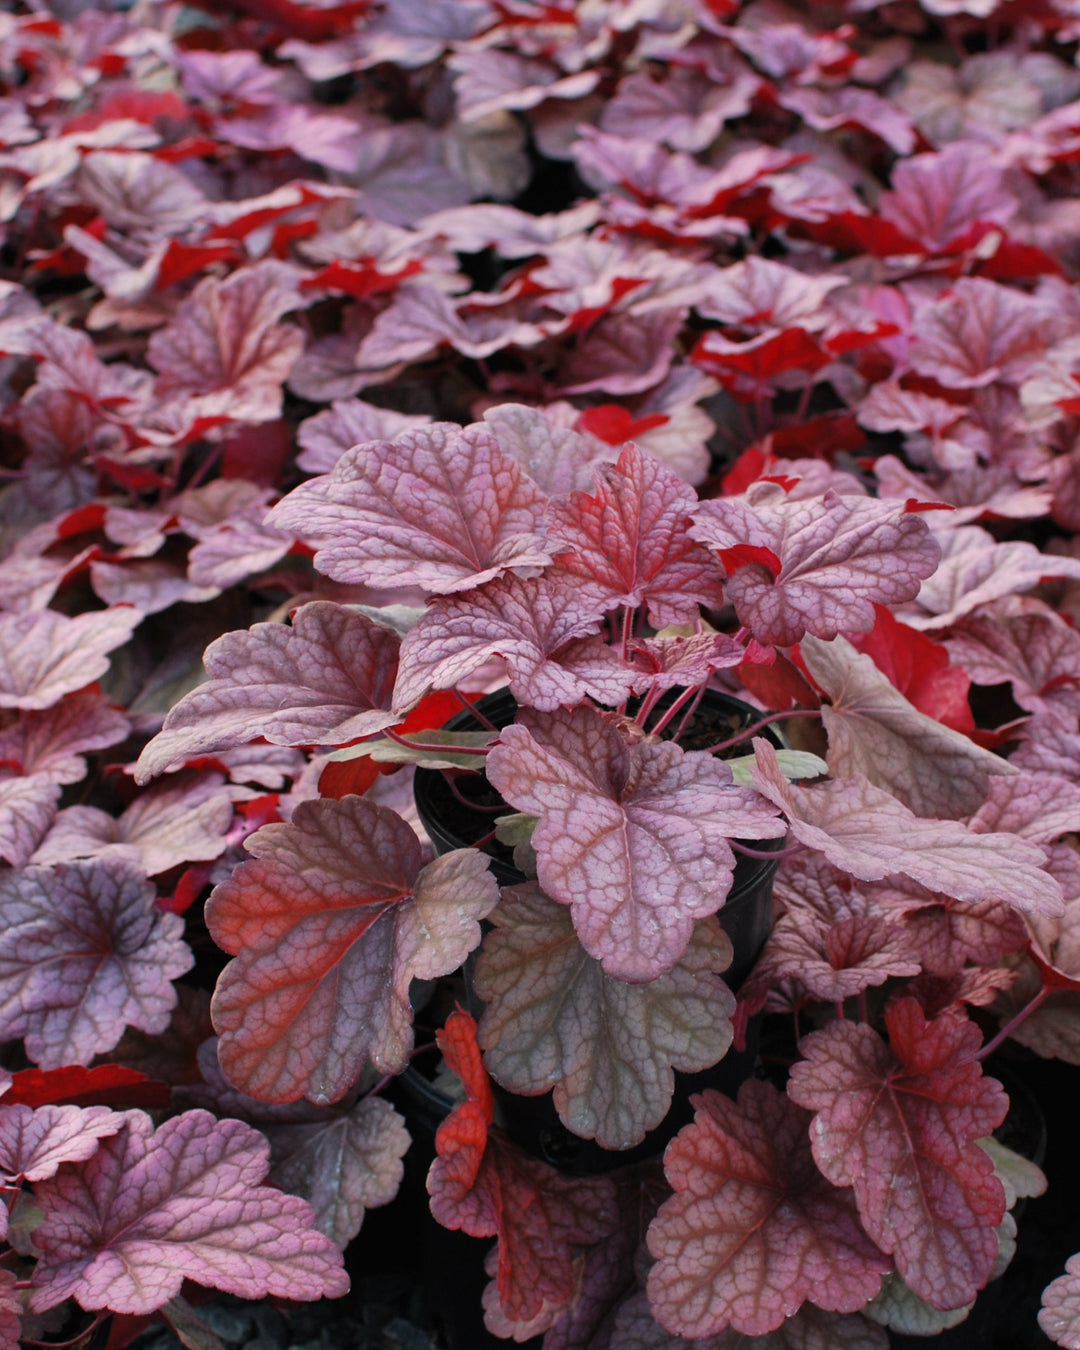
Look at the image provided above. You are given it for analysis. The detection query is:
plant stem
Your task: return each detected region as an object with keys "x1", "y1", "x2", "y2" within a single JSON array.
[
  {"x1": 705, "y1": 708, "x2": 820, "y2": 755},
  {"x1": 441, "y1": 771, "x2": 504, "y2": 811},
  {"x1": 729, "y1": 836, "x2": 801, "y2": 861},
  {"x1": 974, "y1": 985, "x2": 1050, "y2": 1062},
  {"x1": 650, "y1": 683, "x2": 703, "y2": 738},
  {"x1": 383, "y1": 727, "x2": 491, "y2": 756},
  {"x1": 455, "y1": 689, "x2": 496, "y2": 730}
]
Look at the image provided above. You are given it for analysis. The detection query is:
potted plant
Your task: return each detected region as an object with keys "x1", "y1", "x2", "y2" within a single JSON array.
[{"x1": 134, "y1": 407, "x2": 1076, "y2": 1348}]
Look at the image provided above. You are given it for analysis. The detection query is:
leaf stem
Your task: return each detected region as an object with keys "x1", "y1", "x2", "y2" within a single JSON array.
[
  {"x1": 729, "y1": 836, "x2": 801, "y2": 861},
  {"x1": 704, "y1": 708, "x2": 820, "y2": 755},
  {"x1": 382, "y1": 727, "x2": 491, "y2": 756},
  {"x1": 974, "y1": 985, "x2": 1051, "y2": 1062},
  {"x1": 20, "y1": 1314, "x2": 107, "y2": 1349},
  {"x1": 649, "y1": 683, "x2": 704, "y2": 739},
  {"x1": 440, "y1": 771, "x2": 504, "y2": 812},
  {"x1": 455, "y1": 689, "x2": 496, "y2": 730}
]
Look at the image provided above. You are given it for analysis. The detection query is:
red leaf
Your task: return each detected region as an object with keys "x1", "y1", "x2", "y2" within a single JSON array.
[
  {"x1": 576, "y1": 405, "x2": 669, "y2": 445},
  {"x1": 300, "y1": 258, "x2": 424, "y2": 301},
  {"x1": 788, "y1": 1001, "x2": 1008, "y2": 1309},
  {"x1": 427, "y1": 1011, "x2": 618, "y2": 1325},
  {"x1": 5, "y1": 1065, "x2": 171, "y2": 1111}
]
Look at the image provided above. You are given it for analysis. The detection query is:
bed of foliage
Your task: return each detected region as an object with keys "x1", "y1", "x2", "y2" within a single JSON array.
[{"x1": 4, "y1": 0, "x2": 1080, "y2": 1347}]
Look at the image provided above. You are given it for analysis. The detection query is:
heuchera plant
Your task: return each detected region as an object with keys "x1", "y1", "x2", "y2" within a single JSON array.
[{"x1": 4, "y1": 0, "x2": 1080, "y2": 1344}]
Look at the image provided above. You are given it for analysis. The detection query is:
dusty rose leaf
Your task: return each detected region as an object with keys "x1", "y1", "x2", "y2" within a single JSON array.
[
  {"x1": 896, "y1": 891, "x2": 1027, "y2": 978},
  {"x1": 546, "y1": 444, "x2": 725, "y2": 626},
  {"x1": 147, "y1": 261, "x2": 304, "y2": 424},
  {"x1": 613, "y1": 1293, "x2": 888, "y2": 1348},
  {"x1": 486, "y1": 708, "x2": 785, "y2": 982},
  {"x1": 691, "y1": 484, "x2": 939, "y2": 646},
  {"x1": 1041, "y1": 1254, "x2": 1080, "y2": 1348},
  {"x1": 0, "y1": 1271, "x2": 18, "y2": 1350},
  {"x1": 206, "y1": 797, "x2": 499, "y2": 1103},
  {"x1": 0, "y1": 608, "x2": 140, "y2": 711},
  {"x1": 751, "y1": 740, "x2": 1063, "y2": 918},
  {"x1": 799, "y1": 635, "x2": 1013, "y2": 819},
  {"x1": 967, "y1": 773, "x2": 1080, "y2": 842},
  {"x1": 633, "y1": 633, "x2": 745, "y2": 694},
  {"x1": 136, "y1": 603, "x2": 401, "y2": 782},
  {"x1": 0, "y1": 775, "x2": 60, "y2": 867},
  {"x1": 787, "y1": 1001, "x2": 1007, "y2": 1309},
  {"x1": 29, "y1": 1110, "x2": 347, "y2": 1315},
  {"x1": 600, "y1": 64, "x2": 759, "y2": 152},
  {"x1": 427, "y1": 1010, "x2": 618, "y2": 1325},
  {"x1": 878, "y1": 146, "x2": 1017, "y2": 252},
  {"x1": 697, "y1": 257, "x2": 846, "y2": 332},
  {"x1": 558, "y1": 308, "x2": 685, "y2": 397},
  {"x1": 32, "y1": 773, "x2": 235, "y2": 876},
  {"x1": 646, "y1": 1080, "x2": 888, "y2": 1338},
  {"x1": 0, "y1": 1103, "x2": 125, "y2": 1182},
  {"x1": 481, "y1": 402, "x2": 616, "y2": 495},
  {"x1": 393, "y1": 575, "x2": 636, "y2": 714},
  {"x1": 475, "y1": 883, "x2": 735, "y2": 1150},
  {"x1": 0, "y1": 858, "x2": 193, "y2": 1068},
  {"x1": 268, "y1": 422, "x2": 551, "y2": 593},
  {"x1": 296, "y1": 398, "x2": 431, "y2": 475}
]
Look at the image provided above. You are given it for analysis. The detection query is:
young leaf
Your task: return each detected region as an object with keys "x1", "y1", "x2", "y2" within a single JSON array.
[
  {"x1": 392, "y1": 574, "x2": 637, "y2": 714},
  {"x1": 751, "y1": 740, "x2": 1063, "y2": 917},
  {"x1": 0, "y1": 1104, "x2": 125, "y2": 1183},
  {"x1": 427, "y1": 1010, "x2": 619, "y2": 1325},
  {"x1": 205, "y1": 797, "x2": 499, "y2": 1103},
  {"x1": 787, "y1": 1000, "x2": 1008, "y2": 1309},
  {"x1": 135, "y1": 602, "x2": 401, "y2": 783},
  {"x1": 690, "y1": 485, "x2": 940, "y2": 646},
  {"x1": 545, "y1": 443, "x2": 725, "y2": 626},
  {"x1": 0, "y1": 859, "x2": 193, "y2": 1068},
  {"x1": 486, "y1": 708, "x2": 786, "y2": 981},
  {"x1": 267, "y1": 422, "x2": 552, "y2": 593},
  {"x1": 29, "y1": 1109, "x2": 348, "y2": 1315},
  {"x1": 474, "y1": 883, "x2": 736, "y2": 1150},
  {"x1": 646, "y1": 1080, "x2": 888, "y2": 1338}
]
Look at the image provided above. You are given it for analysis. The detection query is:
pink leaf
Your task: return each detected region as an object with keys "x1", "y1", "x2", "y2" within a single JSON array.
[
  {"x1": 751, "y1": 739, "x2": 1063, "y2": 917},
  {"x1": 0, "y1": 1103, "x2": 125, "y2": 1182},
  {"x1": 967, "y1": 772, "x2": 1080, "y2": 842},
  {"x1": 691, "y1": 484, "x2": 939, "y2": 646},
  {"x1": 697, "y1": 256, "x2": 846, "y2": 331},
  {"x1": 799, "y1": 634, "x2": 1012, "y2": 819},
  {"x1": 558, "y1": 308, "x2": 686, "y2": 397},
  {"x1": 0, "y1": 1271, "x2": 19, "y2": 1350},
  {"x1": 268, "y1": 422, "x2": 551, "y2": 593},
  {"x1": 147, "y1": 260, "x2": 304, "y2": 424},
  {"x1": 879, "y1": 146, "x2": 1018, "y2": 253},
  {"x1": 0, "y1": 858, "x2": 193, "y2": 1068},
  {"x1": 481, "y1": 402, "x2": 617, "y2": 496},
  {"x1": 486, "y1": 708, "x2": 785, "y2": 981},
  {"x1": 646, "y1": 1080, "x2": 888, "y2": 1338},
  {"x1": 0, "y1": 775, "x2": 60, "y2": 867},
  {"x1": 475, "y1": 883, "x2": 735, "y2": 1150},
  {"x1": 787, "y1": 1001, "x2": 1008, "y2": 1309},
  {"x1": 136, "y1": 603, "x2": 400, "y2": 782},
  {"x1": 0, "y1": 608, "x2": 139, "y2": 711},
  {"x1": 1041, "y1": 1254, "x2": 1080, "y2": 1348},
  {"x1": 633, "y1": 632, "x2": 746, "y2": 693},
  {"x1": 601, "y1": 64, "x2": 759, "y2": 152},
  {"x1": 296, "y1": 398, "x2": 431, "y2": 475},
  {"x1": 393, "y1": 574, "x2": 636, "y2": 713},
  {"x1": 545, "y1": 444, "x2": 725, "y2": 626},
  {"x1": 29, "y1": 1110, "x2": 348, "y2": 1315},
  {"x1": 427, "y1": 1010, "x2": 619, "y2": 1325},
  {"x1": 205, "y1": 797, "x2": 499, "y2": 1103},
  {"x1": 612, "y1": 1293, "x2": 888, "y2": 1348}
]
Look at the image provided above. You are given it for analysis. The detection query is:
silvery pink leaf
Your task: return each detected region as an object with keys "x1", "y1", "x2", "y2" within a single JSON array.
[
  {"x1": 691, "y1": 485, "x2": 939, "y2": 647},
  {"x1": 857, "y1": 382, "x2": 965, "y2": 436},
  {"x1": 612, "y1": 1293, "x2": 888, "y2": 1349},
  {"x1": 176, "y1": 48, "x2": 282, "y2": 106},
  {"x1": 219, "y1": 107, "x2": 361, "y2": 174},
  {"x1": 205, "y1": 797, "x2": 499, "y2": 1103},
  {"x1": 135, "y1": 603, "x2": 400, "y2": 783},
  {"x1": 646, "y1": 1080, "x2": 888, "y2": 1339},
  {"x1": 0, "y1": 1103, "x2": 125, "y2": 1183},
  {"x1": 147, "y1": 261, "x2": 304, "y2": 425},
  {"x1": 31, "y1": 772, "x2": 235, "y2": 876},
  {"x1": 0, "y1": 776, "x2": 60, "y2": 867},
  {"x1": 787, "y1": 1002, "x2": 1007, "y2": 1310},
  {"x1": 799, "y1": 635, "x2": 1014, "y2": 820},
  {"x1": 0, "y1": 858, "x2": 193, "y2": 1067},
  {"x1": 545, "y1": 443, "x2": 725, "y2": 626},
  {"x1": 481, "y1": 403, "x2": 616, "y2": 495},
  {"x1": 417, "y1": 201, "x2": 601, "y2": 257},
  {"x1": 903, "y1": 527, "x2": 1080, "y2": 630},
  {"x1": 90, "y1": 559, "x2": 221, "y2": 615},
  {"x1": 633, "y1": 633, "x2": 745, "y2": 693},
  {"x1": 268, "y1": 422, "x2": 551, "y2": 593},
  {"x1": 1040, "y1": 1255, "x2": 1080, "y2": 1348},
  {"x1": 558, "y1": 307, "x2": 686, "y2": 397},
  {"x1": 967, "y1": 773, "x2": 1080, "y2": 842},
  {"x1": 0, "y1": 1270, "x2": 17, "y2": 1347},
  {"x1": 16, "y1": 388, "x2": 103, "y2": 514},
  {"x1": 1013, "y1": 719, "x2": 1080, "y2": 784},
  {"x1": 878, "y1": 146, "x2": 1017, "y2": 252},
  {"x1": 474, "y1": 883, "x2": 735, "y2": 1150},
  {"x1": 944, "y1": 597, "x2": 1080, "y2": 720},
  {"x1": 909, "y1": 279, "x2": 1064, "y2": 389},
  {"x1": 696, "y1": 256, "x2": 846, "y2": 331},
  {"x1": 873, "y1": 456, "x2": 1052, "y2": 525},
  {"x1": 751, "y1": 740, "x2": 1063, "y2": 917},
  {"x1": 781, "y1": 86, "x2": 915, "y2": 153},
  {"x1": 449, "y1": 49, "x2": 599, "y2": 122},
  {"x1": 600, "y1": 63, "x2": 759, "y2": 152},
  {"x1": 486, "y1": 708, "x2": 785, "y2": 982},
  {"x1": 0, "y1": 608, "x2": 139, "y2": 711},
  {"x1": 186, "y1": 515, "x2": 294, "y2": 591},
  {"x1": 868, "y1": 878, "x2": 1025, "y2": 978},
  {"x1": 28, "y1": 1110, "x2": 348, "y2": 1314},
  {"x1": 75, "y1": 151, "x2": 208, "y2": 235},
  {"x1": 296, "y1": 399, "x2": 432, "y2": 475},
  {"x1": 392, "y1": 575, "x2": 637, "y2": 713}
]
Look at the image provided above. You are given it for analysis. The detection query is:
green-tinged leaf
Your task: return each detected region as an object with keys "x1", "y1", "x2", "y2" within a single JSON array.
[
  {"x1": 727, "y1": 749, "x2": 828, "y2": 786},
  {"x1": 327, "y1": 729, "x2": 497, "y2": 770}
]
